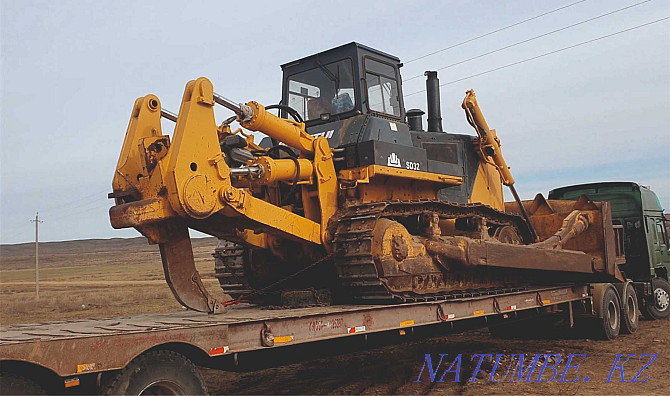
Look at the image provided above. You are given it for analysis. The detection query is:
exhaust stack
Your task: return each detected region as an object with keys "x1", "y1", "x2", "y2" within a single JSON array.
[{"x1": 425, "y1": 71, "x2": 443, "y2": 132}]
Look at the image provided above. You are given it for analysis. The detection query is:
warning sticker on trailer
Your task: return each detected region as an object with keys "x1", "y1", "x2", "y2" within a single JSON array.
[
  {"x1": 209, "y1": 346, "x2": 230, "y2": 356},
  {"x1": 274, "y1": 335, "x2": 294, "y2": 344},
  {"x1": 76, "y1": 363, "x2": 96, "y2": 373}
]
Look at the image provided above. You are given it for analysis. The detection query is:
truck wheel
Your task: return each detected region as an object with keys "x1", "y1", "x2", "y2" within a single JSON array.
[
  {"x1": 0, "y1": 372, "x2": 46, "y2": 395},
  {"x1": 595, "y1": 287, "x2": 621, "y2": 340},
  {"x1": 100, "y1": 350, "x2": 208, "y2": 396},
  {"x1": 620, "y1": 283, "x2": 639, "y2": 334},
  {"x1": 642, "y1": 278, "x2": 670, "y2": 320}
]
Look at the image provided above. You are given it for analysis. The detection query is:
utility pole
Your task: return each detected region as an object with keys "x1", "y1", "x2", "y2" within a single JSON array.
[{"x1": 31, "y1": 212, "x2": 43, "y2": 300}]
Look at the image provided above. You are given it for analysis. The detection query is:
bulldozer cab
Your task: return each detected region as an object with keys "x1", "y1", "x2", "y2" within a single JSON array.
[{"x1": 281, "y1": 42, "x2": 405, "y2": 125}]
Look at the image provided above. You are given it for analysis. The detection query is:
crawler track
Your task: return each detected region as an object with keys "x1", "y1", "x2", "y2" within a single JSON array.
[
  {"x1": 214, "y1": 240, "x2": 251, "y2": 299},
  {"x1": 332, "y1": 199, "x2": 533, "y2": 302},
  {"x1": 217, "y1": 200, "x2": 533, "y2": 302}
]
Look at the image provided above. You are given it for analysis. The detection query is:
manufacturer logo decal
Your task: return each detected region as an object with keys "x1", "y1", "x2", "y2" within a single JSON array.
[
  {"x1": 387, "y1": 152, "x2": 402, "y2": 168},
  {"x1": 312, "y1": 129, "x2": 334, "y2": 139}
]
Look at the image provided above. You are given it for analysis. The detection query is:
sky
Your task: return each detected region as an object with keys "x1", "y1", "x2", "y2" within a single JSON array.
[{"x1": 1, "y1": 0, "x2": 668, "y2": 244}]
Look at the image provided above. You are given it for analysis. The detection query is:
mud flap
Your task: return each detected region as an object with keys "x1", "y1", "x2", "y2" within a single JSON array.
[{"x1": 159, "y1": 222, "x2": 223, "y2": 314}]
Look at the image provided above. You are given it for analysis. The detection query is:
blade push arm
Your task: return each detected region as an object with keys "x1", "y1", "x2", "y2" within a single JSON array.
[
  {"x1": 462, "y1": 89, "x2": 538, "y2": 241},
  {"x1": 462, "y1": 90, "x2": 514, "y2": 185}
]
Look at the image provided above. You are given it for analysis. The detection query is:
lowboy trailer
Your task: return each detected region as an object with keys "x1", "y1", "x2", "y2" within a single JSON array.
[{"x1": 0, "y1": 282, "x2": 638, "y2": 395}]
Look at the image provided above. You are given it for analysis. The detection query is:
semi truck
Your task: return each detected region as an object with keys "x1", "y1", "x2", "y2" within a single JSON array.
[
  {"x1": 549, "y1": 182, "x2": 670, "y2": 319},
  {"x1": 1, "y1": 42, "x2": 665, "y2": 395}
]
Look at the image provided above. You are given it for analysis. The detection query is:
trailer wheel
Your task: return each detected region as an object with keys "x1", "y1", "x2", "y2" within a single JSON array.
[
  {"x1": 0, "y1": 372, "x2": 46, "y2": 395},
  {"x1": 620, "y1": 283, "x2": 639, "y2": 334},
  {"x1": 100, "y1": 350, "x2": 207, "y2": 396},
  {"x1": 642, "y1": 278, "x2": 670, "y2": 320},
  {"x1": 595, "y1": 287, "x2": 621, "y2": 340}
]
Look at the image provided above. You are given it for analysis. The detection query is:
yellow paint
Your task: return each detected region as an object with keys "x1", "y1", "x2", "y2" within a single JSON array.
[
  {"x1": 252, "y1": 157, "x2": 314, "y2": 185},
  {"x1": 274, "y1": 335, "x2": 294, "y2": 344},
  {"x1": 400, "y1": 320, "x2": 415, "y2": 327},
  {"x1": 221, "y1": 188, "x2": 322, "y2": 244},
  {"x1": 110, "y1": 77, "x2": 333, "y2": 246},
  {"x1": 76, "y1": 363, "x2": 95, "y2": 373},
  {"x1": 469, "y1": 162, "x2": 504, "y2": 210},
  {"x1": 339, "y1": 165, "x2": 462, "y2": 186},
  {"x1": 112, "y1": 95, "x2": 165, "y2": 202},
  {"x1": 241, "y1": 101, "x2": 314, "y2": 154},
  {"x1": 542, "y1": 299, "x2": 551, "y2": 305},
  {"x1": 462, "y1": 90, "x2": 515, "y2": 186},
  {"x1": 312, "y1": 137, "x2": 339, "y2": 244},
  {"x1": 339, "y1": 164, "x2": 460, "y2": 204},
  {"x1": 473, "y1": 310, "x2": 485, "y2": 316}
]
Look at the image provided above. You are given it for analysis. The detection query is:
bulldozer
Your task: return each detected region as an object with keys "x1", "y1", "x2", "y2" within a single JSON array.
[{"x1": 109, "y1": 42, "x2": 624, "y2": 314}]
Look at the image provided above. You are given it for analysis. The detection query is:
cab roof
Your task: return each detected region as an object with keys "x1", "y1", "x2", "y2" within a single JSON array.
[{"x1": 280, "y1": 42, "x2": 401, "y2": 70}]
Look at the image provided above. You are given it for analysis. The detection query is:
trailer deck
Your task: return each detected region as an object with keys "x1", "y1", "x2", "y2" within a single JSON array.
[{"x1": 0, "y1": 284, "x2": 589, "y2": 381}]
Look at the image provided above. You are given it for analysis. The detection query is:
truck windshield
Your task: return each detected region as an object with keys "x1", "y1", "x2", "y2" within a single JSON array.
[{"x1": 287, "y1": 59, "x2": 355, "y2": 122}]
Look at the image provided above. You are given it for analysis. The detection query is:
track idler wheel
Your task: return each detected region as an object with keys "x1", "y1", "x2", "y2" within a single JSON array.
[
  {"x1": 371, "y1": 219, "x2": 447, "y2": 295},
  {"x1": 492, "y1": 225, "x2": 522, "y2": 244}
]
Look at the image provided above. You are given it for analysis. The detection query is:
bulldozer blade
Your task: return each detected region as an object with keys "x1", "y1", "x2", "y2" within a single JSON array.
[{"x1": 159, "y1": 222, "x2": 223, "y2": 314}]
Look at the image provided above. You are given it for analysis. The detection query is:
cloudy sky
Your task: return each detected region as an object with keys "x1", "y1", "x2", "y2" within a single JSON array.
[{"x1": 1, "y1": 0, "x2": 668, "y2": 244}]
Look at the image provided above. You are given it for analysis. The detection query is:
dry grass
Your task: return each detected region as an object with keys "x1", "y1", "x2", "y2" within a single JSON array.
[
  {"x1": 0, "y1": 236, "x2": 218, "y2": 270},
  {"x1": 0, "y1": 237, "x2": 226, "y2": 325}
]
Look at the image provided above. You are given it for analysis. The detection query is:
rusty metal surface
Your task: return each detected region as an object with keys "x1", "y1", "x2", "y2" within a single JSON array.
[
  {"x1": 332, "y1": 198, "x2": 621, "y2": 301},
  {"x1": 1, "y1": 285, "x2": 588, "y2": 378},
  {"x1": 508, "y1": 196, "x2": 624, "y2": 281},
  {"x1": 159, "y1": 222, "x2": 223, "y2": 314},
  {"x1": 333, "y1": 199, "x2": 533, "y2": 301}
]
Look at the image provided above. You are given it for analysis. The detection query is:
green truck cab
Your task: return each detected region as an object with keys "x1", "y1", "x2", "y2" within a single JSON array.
[{"x1": 549, "y1": 182, "x2": 670, "y2": 319}]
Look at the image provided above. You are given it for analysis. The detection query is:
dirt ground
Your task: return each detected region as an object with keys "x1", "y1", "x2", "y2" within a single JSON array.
[
  {"x1": 1, "y1": 237, "x2": 668, "y2": 395},
  {"x1": 0, "y1": 237, "x2": 225, "y2": 324}
]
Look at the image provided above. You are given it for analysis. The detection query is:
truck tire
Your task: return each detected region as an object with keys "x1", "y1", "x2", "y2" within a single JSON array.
[
  {"x1": 620, "y1": 282, "x2": 639, "y2": 334},
  {"x1": 642, "y1": 278, "x2": 670, "y2": 320},
  {"x1": 100, "y1": 350, "x2": 208, "y2": 396},
  {"x1": 594, "y1": 286, "x2": 621, "y2": 340},
  {"x1": 0, "y1": 372, "x2": 46, "y2": 395}
]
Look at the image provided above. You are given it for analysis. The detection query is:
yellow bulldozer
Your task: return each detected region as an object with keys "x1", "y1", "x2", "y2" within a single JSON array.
[{"x1": 109, "y1": 42, "x2": 623, "y2": 314}]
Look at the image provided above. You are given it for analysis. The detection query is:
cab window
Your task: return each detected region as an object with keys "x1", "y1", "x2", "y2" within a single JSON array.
[
  {"x1": 656, "y1": 218, "x2": 669, "y2": 245},
  {"x1": 365, "y1": 58, "x2": 400, "y2": 117},
  {"x1": 287, "y1": 59, "x2": 355, "y2": 122}
]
